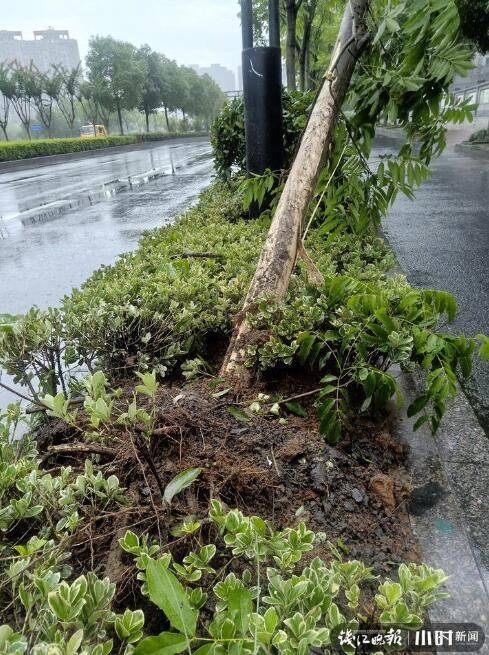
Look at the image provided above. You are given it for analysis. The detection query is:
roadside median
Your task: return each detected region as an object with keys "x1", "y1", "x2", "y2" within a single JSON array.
[{"x1": 0, "y1": 131, "x2": 208, "y2": 163}]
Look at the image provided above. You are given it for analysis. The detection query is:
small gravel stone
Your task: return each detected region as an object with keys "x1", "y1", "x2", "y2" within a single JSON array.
[{"x1": 352, "y1": 487, "x2": 365, "y2": 503}]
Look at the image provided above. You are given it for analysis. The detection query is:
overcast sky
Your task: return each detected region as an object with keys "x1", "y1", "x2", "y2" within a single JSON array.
[{"x1": 4, "y1": 0, "x2": 242, "y2": 72}]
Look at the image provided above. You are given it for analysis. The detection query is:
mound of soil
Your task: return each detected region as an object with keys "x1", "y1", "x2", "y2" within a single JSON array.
[{"x1": 37, "y1": 377, "x2": 419, "y2": 601}]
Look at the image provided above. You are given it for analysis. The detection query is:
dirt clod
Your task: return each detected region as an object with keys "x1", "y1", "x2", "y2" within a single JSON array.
[{"x1": 370, "y1": 473, "x2": 396, "y2": 513}]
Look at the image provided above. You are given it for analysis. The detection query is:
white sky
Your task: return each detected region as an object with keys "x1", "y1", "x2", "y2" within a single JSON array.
[{"x1": 3, "y1": 0, "x2": 242, "y2": 73}]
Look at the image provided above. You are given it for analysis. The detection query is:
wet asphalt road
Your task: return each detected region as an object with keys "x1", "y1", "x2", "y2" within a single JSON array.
[
  {"x1": 377, "y1": 129, "x2": 489, "y2": 431},
  {"x1": 0, "y1": 137, "x2": 214, "y2": 407},
  {"x1": 0, "y1": 137, "x2": 212, "y2": 220}
]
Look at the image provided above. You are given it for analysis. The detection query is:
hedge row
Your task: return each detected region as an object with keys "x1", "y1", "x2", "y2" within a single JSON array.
[{"x1": 0, "y1": 131, "x2": 208, "y2": 163}]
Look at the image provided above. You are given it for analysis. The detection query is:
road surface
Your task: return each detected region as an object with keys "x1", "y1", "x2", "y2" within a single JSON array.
[
  {"x1": 0, "y1": 137, "x2": 214, "y2": 408},
  {"x1": 377, "y1": 129, "x2": 489, "y2": 431},
  {"x1": 0, "y1": 137, "x2": 211, "y2": 220}
]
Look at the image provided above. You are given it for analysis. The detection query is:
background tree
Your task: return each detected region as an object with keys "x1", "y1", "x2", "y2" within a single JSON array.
[
  {"x1": 137, "y1": 45, "x2": 165, "y2": 132},
  {"x1": 456, "y1": 0, "x2": 489, "y2": 53},
  {"x1": 9, "y1": 62, "x2": 37, "y2": 139},
  {"x1": 0, "y1": 64, "x2": 14, "y2": 140},
  {"x1": 284, "y1": 0, "x2": 304, "y2": 90},
  {"x1": 79, "y1": 79, "x2": 114, "y2": 132},
  {"x1": 298, "y1": 0, "x2": 318, "y2": 91},
  {"x1": 199, "y1": 74, "x2": 225, "y2": 130},
  {"x1": 31, "y1": 66, "x2": 63, "y2": 137},
  {"x1": 178, "y1": 66, "x2": 198, "y2": 122},
  {"x1": 54, "y1": 64, "x2": 81, "y2": 134},
  {"x1": 159, "y1": 57, "x2": 185, "y2": 131},
  {"x1": 86, "y1": 36, "x2": 146, "y2": 134},
  {"x1": 305, "y1": 2, "x2": 343, "y2": 88},
  {"x1": 0, "y1": 91, "x2": 9, "y2": 140},
  {"x1": 245, "y1": 0, "x2": 342, "y2": 91}
]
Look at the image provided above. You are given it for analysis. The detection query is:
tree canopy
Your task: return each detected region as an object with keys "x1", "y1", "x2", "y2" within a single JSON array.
[
  {"x1": 0, "y1": 37, "x2": 225, "y2": 139},
  {"x1": 456, "y1": 0, "x2": 489, "y2": 53}
]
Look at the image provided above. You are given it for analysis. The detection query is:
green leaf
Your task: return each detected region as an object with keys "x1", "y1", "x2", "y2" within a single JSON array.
[
  {"x1": 284, "y1": 401, "x2": 308, "y2": 418},
  {"x1": 407, "y1": 394, "x2": 429, "y2": 417},
  {"x1": 227, "y1": 406, "x2": 250, "y2": 422},
  {"x1": 211, "y1": 388, "x2": 230, "y2": 398},
  {"x1": 146, "y1": 560, "x2": 198, "y2": 636},
  {"x1": 134, "y1": 632, "x2": 190, "y2": 655},
  {"x1": 67, "y1": 630, "x2": 84, "y2": 655},
  {"x1": 191, "y1": 646, "x2": 213, "y2": 655},
  {"x1": 228, "y1": 587, "x2": 253, "y2": 635},
  {"x1": 477, "y1": 334, "x2": 489, "y2": 360},
  {"x1": 298, "y1": 333, "x2": 316, "y2": 364},
  {"x1": 164, "y1": 468, "x2": 202, "y2": 505},
  {"x1": 413, "y1": 415, "x2": 430, "y2": 431}
]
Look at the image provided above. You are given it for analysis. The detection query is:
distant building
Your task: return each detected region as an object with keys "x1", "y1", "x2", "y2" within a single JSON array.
[
  {"x1": 191, "y1": 63, "x2": 236, "y2": 93},
  {"x1": 0, "y1": 28, "x2": 81, "y2": 72},
  {"x1": 451, "y1": 54, "x2": 489, "y2": 115}
]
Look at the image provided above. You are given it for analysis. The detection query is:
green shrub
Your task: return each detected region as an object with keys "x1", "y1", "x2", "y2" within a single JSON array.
[
  {"x1": 0, "y1": 421, "x2": 448, "y2": 655},
  {"x1": 2, "y1": 181, "x2": 487, "y2": 439},
  {"x1": 0, "y1": 403, "x2": 125, "y2": 535},
  {"x1": 210, "y1": 90, "x2": 314, "y2": 179},
  {"x1": 122, "y1": 501, "x2": 448, "y2": 655},
  {"x1": 0, "y1": 132, "x2": 207, "y2": 163},
  {"x1": 60, "y1": 182, "x2": 263, "y2": 375},
  {"x1": 468, "y1": 128, "x2": 489, "y2": 143}
]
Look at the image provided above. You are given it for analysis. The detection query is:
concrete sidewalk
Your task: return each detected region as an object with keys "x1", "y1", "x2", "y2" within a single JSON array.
[{"x1": 394, "y1": 373, "x2": 489, "y2": 652}]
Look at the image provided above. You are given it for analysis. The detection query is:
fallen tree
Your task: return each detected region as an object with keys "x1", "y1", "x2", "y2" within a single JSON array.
[
  {"x1": 222, "y1": 0, "x2": 370, "y2": 380},
  {"x1": 222, "y1": 0, "x2": 476, "y2": 384}
]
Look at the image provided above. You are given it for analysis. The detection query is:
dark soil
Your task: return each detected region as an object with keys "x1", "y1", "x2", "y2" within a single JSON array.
[{"x1": 36, "y1": 373, "x2": 419, "y2": 608}]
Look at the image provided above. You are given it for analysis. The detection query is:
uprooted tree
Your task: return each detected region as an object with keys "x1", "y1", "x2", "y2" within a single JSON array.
[{"x1": 222, "y1": 0, "x2": 475, "y2": 382}]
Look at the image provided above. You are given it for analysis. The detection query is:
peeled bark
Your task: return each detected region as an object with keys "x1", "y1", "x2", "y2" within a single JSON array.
[{"x1": 221, "y1": 0, "x2": 369, "y2": 382}]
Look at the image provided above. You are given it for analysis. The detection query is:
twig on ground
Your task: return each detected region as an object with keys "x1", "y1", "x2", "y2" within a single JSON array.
[
  {"x1": 170, "y1": 252, "x2": 225, "y2": 260},
  {"x1": 40, "y1": 442, "x2": 117, "y2": 462},
  {"x1": 130, "y1": 431, "x2": 163, "y2": 546}
]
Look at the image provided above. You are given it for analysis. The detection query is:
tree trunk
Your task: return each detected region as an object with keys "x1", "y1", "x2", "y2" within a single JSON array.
[
  {"x1": 0, "y1": 126, "x2": 8, "y2": 141},
  {"x1": 286, "y1": 0, "x2": 300, "y2": 90},
  {"x1": 299, "y1": 0, "x2": 317, "y2": 92},
  {"x1": 116, "y1": 101, "x2": 124, "y2": 135},
  {"x1": 145, "y1": 110, "x2": 150, "y2": 133},
  {"x1": 164, "y1": 106, "x2": 170, "y2": 131},
  {"x1": 221, "y1": 0, "x2": 369, "y2": 382}
]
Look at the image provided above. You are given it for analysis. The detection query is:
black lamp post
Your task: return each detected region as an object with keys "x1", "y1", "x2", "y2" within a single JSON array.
[{"x1": 241, "y1": 0, "x2": 284, "y2": 180}]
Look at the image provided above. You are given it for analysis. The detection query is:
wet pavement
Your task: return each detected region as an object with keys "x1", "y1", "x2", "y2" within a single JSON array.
[
  {"x1": 377, "y1": 130, "x2": 489, "y2": 431},
  {"x1": 0, "y1": 137, "x2": 214, "y2": 407},
  {"x1": 381, "y1": 127, "x2": 489, "y2": 645},
  {"x1": 0, "y1": 137, "x2": 211, "y2": 220}
]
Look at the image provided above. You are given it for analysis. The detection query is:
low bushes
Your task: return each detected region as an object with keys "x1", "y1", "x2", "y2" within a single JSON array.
[
  {"x1": 0, "y1": 131, "x2": 207, "y2": 163},
  {"x1": 0, "y1": 176, "x2": 471, "y2": 653},
  {"x1": 1, "y1": 180, "x2": 487, "y2": 441},
  {"x1": 211, "y1": 90, "x2": 314, "y2": 179},
  {"x1": 467, "y1": 128, "x2": 489, "y2": 143},
  {"x1": 0, "y1": 393, "x2": 449, "y2": 653}
]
